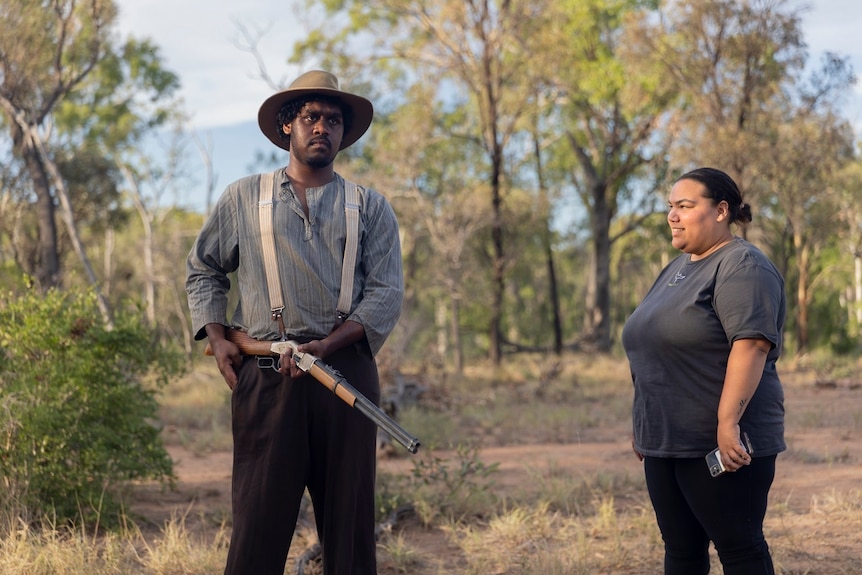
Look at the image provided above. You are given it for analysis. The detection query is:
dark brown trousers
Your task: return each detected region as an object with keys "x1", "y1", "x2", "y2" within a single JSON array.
[{"x1": 224, "y1": 342, "x2": 379, "y2": 575}]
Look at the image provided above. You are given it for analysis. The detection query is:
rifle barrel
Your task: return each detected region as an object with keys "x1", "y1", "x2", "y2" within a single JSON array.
[
  {"x1": 206, "y1": 328, "x2": 420, "y2": 454},
  {"x1": 314, "y1": 361, "x2": 421, "y2": 454}
]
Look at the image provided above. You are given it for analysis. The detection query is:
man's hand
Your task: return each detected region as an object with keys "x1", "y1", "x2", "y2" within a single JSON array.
[
  {"x1": 205, "y1": 323, "x2": 243, "y2": 390},
  {"x1": 277, "y1": 339, "x2": 328, "y2": 379},
  {"x1": 277, "y1": 319, "x2": 366, "y2": 379}
]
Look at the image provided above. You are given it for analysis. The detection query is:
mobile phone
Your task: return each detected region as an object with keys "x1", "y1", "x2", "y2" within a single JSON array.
[
  {"x1": 705, "y1": 433, "x2": 752, "y2": 478},
  {"x1": 705, "y1": 447, "x2": 725, "y2": 477}
]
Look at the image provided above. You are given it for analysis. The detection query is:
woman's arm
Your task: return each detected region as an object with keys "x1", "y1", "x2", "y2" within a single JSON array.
[{"x1": 716, "y1": 337, "x2": 771, "y2": 471}]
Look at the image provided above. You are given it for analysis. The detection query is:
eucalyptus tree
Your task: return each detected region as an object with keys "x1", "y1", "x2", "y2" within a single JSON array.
[
  {"x1": 652, "y1": 0, "x2": 807, "y2": 208},
  {"x1": 0, "y1": 0, "x2": 116, "y2": 322},
  {"x1": 757, "y1": 111, "x2": 855, "y2": 352},
  {"x1": 366, "y1": 82, "x2": 493, "y2": 371},
  {"x1": 836, "y1": 160, "x2": 862, "y2": 340},
  {"x1": 54, "y1": 32, "x2": 182, "y2": 312},
  {"x1": 754, "y1": 49, "x2": 857, "y2": 353},
  {"x1": 294, "y1": 0, "x2": 554, "y2": 364},
  {"x1": 640, "y1": 0, "x2": 862, "y2": 354},
  {"x1": 543, "y1": 0, "x2": 677, "y2": 351},
  {"x1": 0, "y1": 0, "x2": 181, "y2": 329},
  {"x1": 526, "y1": 110, "x2": 565, "y2": 355}
]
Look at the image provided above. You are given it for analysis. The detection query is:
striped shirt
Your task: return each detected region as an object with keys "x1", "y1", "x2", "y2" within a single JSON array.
[{"x1": 186, "y1": 169, "x2": 403, "y2": 356}]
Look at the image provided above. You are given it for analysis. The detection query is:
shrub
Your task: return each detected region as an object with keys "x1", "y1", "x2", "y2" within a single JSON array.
[{"x1": 0, "y1": 287, "x2": 178, "y2": 526}]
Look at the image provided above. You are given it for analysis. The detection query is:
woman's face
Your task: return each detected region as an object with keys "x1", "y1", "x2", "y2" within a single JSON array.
[{"x1": 667, "y1": 178, "x2": 731, "y2": 259}]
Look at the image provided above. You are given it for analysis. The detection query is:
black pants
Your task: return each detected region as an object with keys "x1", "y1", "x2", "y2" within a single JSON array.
[
  {"x1": 224, "y1": 342, "x2": 379, "y2": 575},
  {"x1": 643, "y1": 455, "x2": 777, "y2": 575}
]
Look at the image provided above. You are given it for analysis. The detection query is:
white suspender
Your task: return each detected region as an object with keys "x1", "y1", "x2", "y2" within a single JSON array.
[
  {"x1": 258, "y1": 171, "x2": 360, "y2": 337},
  {"x1": 258, "y1": 171, "x2": 285, "y2": 334},
  {"x1": 337, "y1": 180, "x2": 360, "y2": 321}
]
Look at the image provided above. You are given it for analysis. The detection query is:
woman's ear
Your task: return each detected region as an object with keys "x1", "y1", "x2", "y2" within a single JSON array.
[{"x1": 716, "y1": 200, "x2": 730, "y2": 221}]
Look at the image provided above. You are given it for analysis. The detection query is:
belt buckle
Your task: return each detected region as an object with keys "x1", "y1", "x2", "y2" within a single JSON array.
[{"x1": 256, "y1": 356, "x2": 280, "y2": 372}]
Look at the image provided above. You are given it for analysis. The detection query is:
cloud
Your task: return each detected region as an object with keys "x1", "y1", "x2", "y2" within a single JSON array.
[
  {"x1": 114, "y1": 0, "x2": 862, "y2": 211},
  {"x1": 115, "y1": 0, "x2": 301, "y2": 128},
  {"x1": 116, "y1": 0, "x2": 862, "y2": 130}
]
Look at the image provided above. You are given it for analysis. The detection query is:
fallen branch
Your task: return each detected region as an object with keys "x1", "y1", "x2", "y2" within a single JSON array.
[
  {"x1": 294, "y1": 543, "x2": 321, "y2": 575},
  {"x1": 292, "y1": 504, "x2": 416, "y2": 574}
]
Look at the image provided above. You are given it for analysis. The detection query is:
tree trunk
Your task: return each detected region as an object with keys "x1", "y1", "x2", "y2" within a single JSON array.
[
  {"x1": 26, "y1": 122, "x2": 114, "y2": 328},
  {"x1": 489, "y1": 142, "x2": 504, "y2": 365},
  {"x1": 583, "y1": 182, "x2": 612, "y2": 351},
  {"x1": 435, "y1": 297, "x2": 448, "y2": 361},
  {"x1": 854, "y1": 246, "x2": 862, "y2": 329},
  {"x1": 794, "y1": 231, "x2": 809, "y2": 353},
  {"x1": 103, "y1": 227, "x2": 115, "y2": 297},
  {"x1": 127, "y1": 168, "x2": 156, "y2": 327},
  {"x1": 450, "y1": 294, "x2": 463, "y2": 374},
  {"x1": 533, "y1": 128, "x2": 562, "y2": 355},
  {"x1": 545, "y1": 233, "x2": 563, "y2": 355},
  {"x1": 13, "y1": 124, "x2": 60, "y2": 289}
]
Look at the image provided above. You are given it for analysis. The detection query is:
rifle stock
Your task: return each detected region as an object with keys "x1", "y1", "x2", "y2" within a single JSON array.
[
  {"x1": 204, "y1": 327, "x2": 420, "y2": 454},
  {"x1": 204, "y1": 328, "x2": 274, "y2": 356}
]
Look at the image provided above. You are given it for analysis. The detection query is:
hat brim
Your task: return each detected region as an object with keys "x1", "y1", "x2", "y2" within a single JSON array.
[{"x1": 258, "y1": 87, "x2": 373, "y2": 151}]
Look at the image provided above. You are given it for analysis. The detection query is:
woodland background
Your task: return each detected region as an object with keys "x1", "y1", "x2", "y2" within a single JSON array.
[
  {"x1": 1, "y1": 2, "x2": 862, "y2": 573},
  {"x1": 2, "y1": 0, "x2": 861, "y2": 367}
]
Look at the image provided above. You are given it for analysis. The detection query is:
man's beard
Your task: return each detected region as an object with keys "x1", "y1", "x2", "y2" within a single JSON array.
[
  {"x1": 299, "y1": 141, "x2": 336, "y2": 169},
  {"x1": 306, "y1": 156, "x2": 334, "y2": 169}
]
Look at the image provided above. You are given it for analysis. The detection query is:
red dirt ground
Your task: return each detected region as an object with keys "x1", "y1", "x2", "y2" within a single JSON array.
[{"x1": 131, "y1": 373, "x2": 862, "y2": 574}]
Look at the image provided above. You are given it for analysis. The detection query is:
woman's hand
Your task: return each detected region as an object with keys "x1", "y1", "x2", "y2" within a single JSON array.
[
  {"x1": 631, "y1": 435, "x2": 644, "y2": 461},
  {"x1": 717, "y1": 422, "x2": 751, "y2": 472},
  {"x1": 716, "y1": 337, "x2": 769, "y2": 471}
]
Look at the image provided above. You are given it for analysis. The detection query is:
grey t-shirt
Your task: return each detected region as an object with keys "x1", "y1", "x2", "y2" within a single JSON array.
[{"x1": 621, "y1": 238, "x2": 786, "y2": 458}]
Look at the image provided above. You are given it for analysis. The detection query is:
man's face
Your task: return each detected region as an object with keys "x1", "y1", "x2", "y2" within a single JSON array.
[{"x1": 282, "y1": 100, "x2": 345, "y2": 168}]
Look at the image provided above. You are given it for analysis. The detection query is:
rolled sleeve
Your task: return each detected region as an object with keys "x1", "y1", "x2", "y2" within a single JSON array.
[
  {"x1": 186, "y1": 187, "x2": 240, "y2": 339},
  {"x1": 348, "y1": 191, "x2": 404, "y2": 356}
]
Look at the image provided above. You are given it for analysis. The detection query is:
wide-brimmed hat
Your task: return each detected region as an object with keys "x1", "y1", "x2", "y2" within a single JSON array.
[{"x1": 258, "y1": 70, "x2": 374, "y2": 151}]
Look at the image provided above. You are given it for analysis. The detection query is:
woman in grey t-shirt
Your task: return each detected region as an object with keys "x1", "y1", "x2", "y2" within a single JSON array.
[{"x1": 622, "y1": 167, "x2": 785, "y2": 575}]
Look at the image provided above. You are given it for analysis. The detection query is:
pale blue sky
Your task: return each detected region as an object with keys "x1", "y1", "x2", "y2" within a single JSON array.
[{"x1": 115, "y1": 0, "x2": 862, "y2": 211}]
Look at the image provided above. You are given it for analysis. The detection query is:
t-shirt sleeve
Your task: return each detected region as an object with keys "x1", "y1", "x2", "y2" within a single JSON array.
[{"x1": 712, "y1": 254, "x2": 783, "y2": 349}]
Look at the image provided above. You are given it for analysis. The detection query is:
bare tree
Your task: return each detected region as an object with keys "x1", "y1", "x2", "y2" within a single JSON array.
[
  {"x1": 657, "y1": 0, "x2": 807, "y2": 205},
  {"x1": 115, "y1": 125, "x2": 190, "y2": 335},
  {"x1": 194, "y1": 131, "x2": 219, "y2": 216},
  {"x1": 0, "y1": 0, "x2": 113, "y2": 298},
  {"x1": 1, "y1": 102, "x2": 114, "y2": 326}
]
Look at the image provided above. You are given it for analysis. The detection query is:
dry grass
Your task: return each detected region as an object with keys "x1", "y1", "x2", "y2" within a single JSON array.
[
  {"x1": 156, "y1": 366, "x2": 233, "y2": 454},
  {"x1": 1, "y1": 352, "x2": 860, "y2": 574},
  {"x1": 0, "y1": 512, "x2": 228, "y2": 574}
]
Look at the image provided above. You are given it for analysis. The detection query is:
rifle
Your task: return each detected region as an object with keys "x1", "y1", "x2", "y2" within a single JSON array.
[{"x1": 205, "y1": 328, "x2": 420, "y2": 454}]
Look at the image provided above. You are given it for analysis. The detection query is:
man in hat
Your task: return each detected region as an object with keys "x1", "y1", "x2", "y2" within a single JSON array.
[{"x1": 186, "y1": 70, "x2": 404, "y2": 575}]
